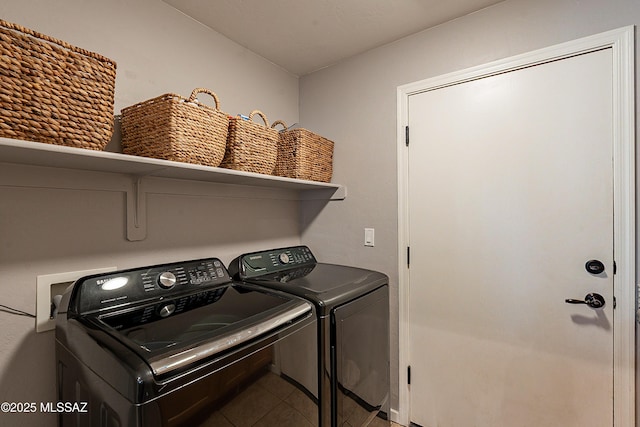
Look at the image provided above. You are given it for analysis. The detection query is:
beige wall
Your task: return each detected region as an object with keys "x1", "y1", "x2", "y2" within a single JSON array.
[
  {"x1": 1, "y1": 0, "x2": 299, "y2": 123},
  {"x1": 0, "y1": 1, "x2": 300, "y2": 426},
  {"x1": 2, "y1": 0, "x2": 640, "y2": 425},
  {"x1": 299, "y1": 0, "x2": 640, "y2": 416}
]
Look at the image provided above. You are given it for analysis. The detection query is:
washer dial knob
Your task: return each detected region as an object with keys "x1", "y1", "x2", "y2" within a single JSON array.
[
  {"x1": 158, "y1": 303, "x2": 176, "y2": 318},
  {"x1": 278, "y1": 253, "x2": 290, "y2": 264},
  {"x1": 158, "y1": 271, "x2": 177, "y2": 289}
]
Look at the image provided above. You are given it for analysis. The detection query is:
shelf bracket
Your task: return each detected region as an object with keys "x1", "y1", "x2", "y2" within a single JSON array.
[
  {"x1": 299, "y1": 185, "x2": 347, "y2": 201},
  {"x1": 126, "y1": 176, "x2": 147, "y2": 241}
]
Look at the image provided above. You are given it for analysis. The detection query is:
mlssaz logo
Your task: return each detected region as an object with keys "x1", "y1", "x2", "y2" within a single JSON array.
[{"x1": 40, "y1": 402, "x2": 89, "y2": 413}]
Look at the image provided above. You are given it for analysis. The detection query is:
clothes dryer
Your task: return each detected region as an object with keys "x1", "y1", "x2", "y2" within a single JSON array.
[{"x1": 230, "y1": 246, "x2": 390, "y2": 427}]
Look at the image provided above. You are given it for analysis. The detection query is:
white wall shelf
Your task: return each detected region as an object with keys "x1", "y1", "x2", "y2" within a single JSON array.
[{"x1": 0, "y1": 137, "x2": 346, "y2": 240}]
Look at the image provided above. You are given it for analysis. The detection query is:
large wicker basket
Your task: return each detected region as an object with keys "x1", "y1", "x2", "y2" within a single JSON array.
[
  {"x1": 121, "y1": 88, "x2": 229, "y2": 167},
  {"x1": 272, "y1": 121, "x2": 334, "y2": 183},
  {"x1": 0, "y1": 19, "x2": 116, "y2": 150},
  {"x1": 221, "y1": 110, "x2": 278, "y2": 175}
]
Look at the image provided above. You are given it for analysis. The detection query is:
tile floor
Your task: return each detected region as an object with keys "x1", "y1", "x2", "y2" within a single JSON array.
[{"x1": 198, "y1": 370, "x2": 398, "y2": 427}]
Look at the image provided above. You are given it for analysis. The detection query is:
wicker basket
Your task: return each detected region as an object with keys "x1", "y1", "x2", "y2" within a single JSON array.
[
  {"x1": 272, "y1": 121, "x2": 334, "y2": 183},
  {"x1": 221, "y1": 110, "x2": 278, "y2": 175},
  {"x1": 121, "y1": 88, "x2": 229, "y2": 167},
  {"x1": 0, "y1": 19, "x2": 116, "y2": 150}
]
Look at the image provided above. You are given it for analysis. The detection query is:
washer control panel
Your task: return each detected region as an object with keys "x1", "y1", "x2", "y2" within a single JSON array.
[
  {"x1": 70, "y1": 258, "x2": 232, "y2": 315},
  {"x1": 237, "y1": 246, "x2": 317, "y2": 279}
]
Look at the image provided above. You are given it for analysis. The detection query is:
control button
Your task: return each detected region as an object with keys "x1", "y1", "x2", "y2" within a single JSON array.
[
  {"x1": 278, "y1": 253, "x2": 290, "y2": 264},
  {"x1": 158, "y1": 303, "x2": 176, "y2": 318},
  {"x1": 158, "y1": 272, "x2": 177, "y2": 289}
]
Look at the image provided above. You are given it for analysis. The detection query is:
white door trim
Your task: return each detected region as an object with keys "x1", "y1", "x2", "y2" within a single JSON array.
[{"x1": 396, "y1": 26, "x2": 635, "y2": 427}]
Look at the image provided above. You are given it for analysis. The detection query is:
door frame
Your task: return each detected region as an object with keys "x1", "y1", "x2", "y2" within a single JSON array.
[{"x1": 396, "y1": 26, "x2": 635, "y2": 427}]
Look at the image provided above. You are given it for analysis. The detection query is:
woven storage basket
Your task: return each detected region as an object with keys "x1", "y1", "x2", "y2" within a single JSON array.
[
  {"x1": 221, "y1": 110, "x2": 278, "y2": 175},
  {"x1": 272, "y1": 121, "x2": 334, "y2": 183},
  {"x1": 0, "y1": 19, "x2": 116, "y2": 150},
  {"x1": 121, "y1": 88, "x2": 229, "y2": 167}
]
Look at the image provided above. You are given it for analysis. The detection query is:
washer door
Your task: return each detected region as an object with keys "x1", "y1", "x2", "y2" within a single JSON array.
[{"x1": 96, "y1": 284, "x2": 311, "y2": 378}]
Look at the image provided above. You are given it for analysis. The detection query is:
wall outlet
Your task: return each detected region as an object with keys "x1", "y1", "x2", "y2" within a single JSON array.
[{"x1": 36, "y1": 267, "x2": 116, "y2": 333}]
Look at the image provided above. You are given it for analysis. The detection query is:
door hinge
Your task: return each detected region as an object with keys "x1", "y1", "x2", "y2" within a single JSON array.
[
  {"x1": 405, "y1": 125, "x2": 409, "y2": 147},
  {"x1": 613, "y1": 296, "x2": 617, "y2": 309},
  {"x1": 613, "y1": 261, "x2": 617, "y2": 275},
  {"x1": 407, "y1": 246, "x2": 410, "y2": 267},
  {"x1": 408, "y1": 365, "x2": 411, "y2": 385}
]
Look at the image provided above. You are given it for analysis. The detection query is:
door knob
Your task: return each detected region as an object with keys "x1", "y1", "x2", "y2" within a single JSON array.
[{"x1": 565, "y1": 293, "x2": 606, "y2": 309}]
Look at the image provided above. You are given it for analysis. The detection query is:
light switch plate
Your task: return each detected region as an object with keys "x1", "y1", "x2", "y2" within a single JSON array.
[
  {"x1": 364, "y1": 228, "x2": 375, "y2": 247},
  {"x1": 36, "y1": 266, "x2": 116, "y2": 333}
]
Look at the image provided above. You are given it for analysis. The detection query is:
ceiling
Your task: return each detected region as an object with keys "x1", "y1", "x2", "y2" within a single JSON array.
[{"x1": 164, "y1": 0, "x2": 504, "y2": 76}]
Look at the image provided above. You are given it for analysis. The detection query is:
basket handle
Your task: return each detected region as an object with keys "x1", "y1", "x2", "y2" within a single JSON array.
[
  {"x1": 188, "y1": 88, "x2": 221, "y2": 111},
  {"x1": 271, "y1": 120, "x2": 288, "y2": 131},
  {"x1": 249, "y1": 110, "x2": 270, "y2": 127}
]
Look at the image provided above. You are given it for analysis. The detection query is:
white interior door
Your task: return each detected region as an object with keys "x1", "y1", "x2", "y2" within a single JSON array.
[{"x1": 407, "y1": 48, "x2": 615, "y2": 427}]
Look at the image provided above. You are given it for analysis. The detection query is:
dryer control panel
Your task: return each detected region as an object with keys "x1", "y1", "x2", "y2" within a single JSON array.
[{"x1": 235, "y1": 246, "x2": 317, "y2": 279}]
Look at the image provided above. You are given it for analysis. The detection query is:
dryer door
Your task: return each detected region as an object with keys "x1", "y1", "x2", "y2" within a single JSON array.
[{"x1": 332, "y1": 286, "x2": 390, "y2": 426}]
